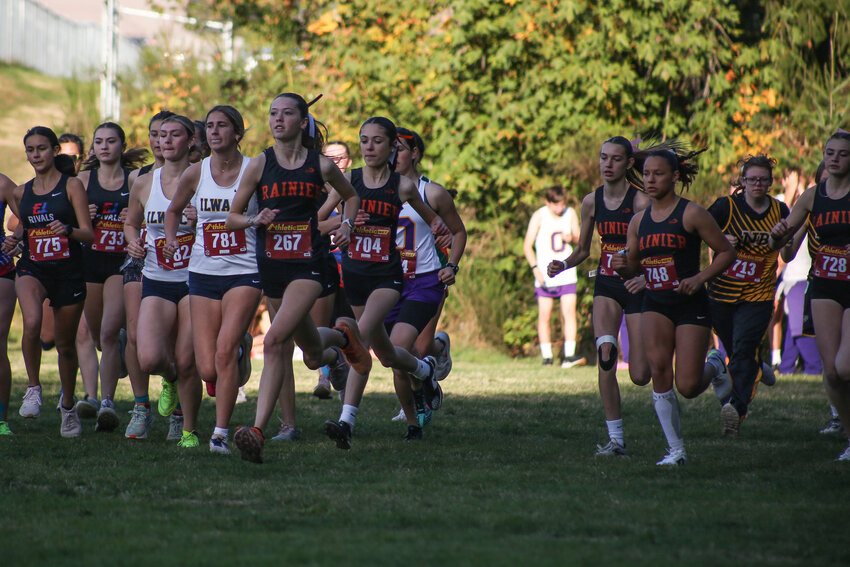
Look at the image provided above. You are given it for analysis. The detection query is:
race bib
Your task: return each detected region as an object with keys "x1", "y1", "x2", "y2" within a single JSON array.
[
  {"x1": 400, "y1": 249, "x2": 417, "y2": 279},
  {"x1": 265, "y1": 221, "x2": 312, "y2": 260},
  {"x1": 203, "y1": 222, "x2": 247, "y2": 257},
  {"x1": 599, "y1": 242, "x2": 626, "y2": 277},
  {"x1": 154, "y1": 234, "x2": 194, "y2": 270},
  {"x1": 91, "y1": 219, "x2": 126, "y2": 252},
  {"x1": 28, "y1": 227, "x2": 70, "y2": 261},
  {"x1": 722, "y1": 251, "x2": 765, "y2": 283},
  {"x1": 812, "y1": 245, "x2": 850, "y2": 281},
  {"x1": 349, "y1": 225, "x2": 392, "y2": 262},
  {"x1": 641, "y1": 255, "x2": 679, "y2": 290}
]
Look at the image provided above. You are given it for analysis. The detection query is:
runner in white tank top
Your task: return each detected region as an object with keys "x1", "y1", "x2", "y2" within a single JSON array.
[
  {"x1": 124, "y1": 114, "x2": 200, "y2": 446},
  {"x1": 163, "y1": 106, "x2": 263, "y2": 455}
]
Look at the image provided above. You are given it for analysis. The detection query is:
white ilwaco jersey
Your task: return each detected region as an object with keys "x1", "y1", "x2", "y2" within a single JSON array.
[{"x1": 395, "y1": 176, "x2": 443, "y2": 280}]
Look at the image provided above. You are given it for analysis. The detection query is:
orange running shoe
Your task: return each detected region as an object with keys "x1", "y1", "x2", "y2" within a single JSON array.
[
  {"x1": 333, "y1": 317, "x2": 372, "y2": 375},
  {"x1": 234, "y1": 426, "x2": 265, "y2": 464}
]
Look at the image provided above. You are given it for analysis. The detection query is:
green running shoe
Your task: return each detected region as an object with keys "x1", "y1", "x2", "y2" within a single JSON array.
[
  {"x1": 158, "y1": 378, "x2": 178, "y2": 417},
  {"x1": 0, "y1": 421, "x2": 12, "y2": 435},
  {"x1": 177, "y1": 430, "x2": 200, "y2": 448}
]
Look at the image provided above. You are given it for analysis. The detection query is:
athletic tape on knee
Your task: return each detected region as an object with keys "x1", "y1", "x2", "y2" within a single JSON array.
[{"x1": 596, "y1": 335, "x2": 618, "y2": 371}]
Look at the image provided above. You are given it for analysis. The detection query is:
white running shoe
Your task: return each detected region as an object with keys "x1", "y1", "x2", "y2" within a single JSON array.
[
  {"x1": 60, "y1": 404, "x2": 82, "y2": 438},
  {"x1": 125, "y1": 404, "x2": 154, "y2": 439},
  {"x1": 656, "y1": 447, "x2": 686, "y2": 466},
  {"x1": 166, "y1": 414, "x2": 184, "y2": 441},
  {"x1": 19, "y1": 385, "x2": 42, "y2": 418},
  {"x1": 595, "y1": 439, "x2": 627, "y2": 456},
  {"x1": 391, "y1": 408, "x2": 407, "y2": 422},
  {"x1": 75, "y1": 397, "x2": 99, "y2": 419},
  {"x1": 707, "y1": 350, "x2": 732, "y2": 401},
  {"x1": 721, "y1": 403, "x2": 740, "y2": 437},
  {"x1": 95, "y1": 401, "x2": 120, "y2": 432},
  {"x1": 835, "y1": 444, "x2": 850, "y2": 462},
  {"x1": 209, "y1": 435, "x2": 231, "y2": 455},
  {"x1": 820, "y1": 417, "x2": 844, "y2": 435},
  {"x1": 434, "y1": 331, "x2": 452, "y2": 381}
]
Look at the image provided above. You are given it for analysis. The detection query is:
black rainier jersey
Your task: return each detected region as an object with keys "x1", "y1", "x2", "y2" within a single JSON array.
[
  {"x1": 255, "y1": 147, "x2": 326, "y2": 264},
  {"x1": 594, "y1": 185, "x2": 639, "y2": 278},
  {"x1": 342, "y1": 168, "x2": 403, "y2": 277},
  {"x1": 807, "y1": 181, "x2": 850, "y2": 282}
]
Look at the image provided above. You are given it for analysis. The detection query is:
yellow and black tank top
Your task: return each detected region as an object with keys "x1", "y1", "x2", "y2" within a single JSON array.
[{"x1": 707, "y1": 193, "x2": 788, "y2": 303}]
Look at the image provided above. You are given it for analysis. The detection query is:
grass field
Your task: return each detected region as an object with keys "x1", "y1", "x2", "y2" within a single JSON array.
[{"x1": 3, "y1": 321, "x2": 848, "y2": 566}]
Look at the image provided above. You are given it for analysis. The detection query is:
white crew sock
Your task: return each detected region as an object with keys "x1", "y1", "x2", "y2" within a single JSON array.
[
  {"x1": 831, "y1": 405, "x2": 840, "y2": 419},
  {"x1": 339, "y1": 404, "x2": 358, "y2": 429},
  {"x1": 564, "y1": 341, "x2": 577, "y2": 357},
  {"x1": 771, "y1": 349, "x2": 781, "y2": 366},
  {"x1": 606, "y1": 418, "x2": 624, "y2": 445},
  {"x1": 540, "y1": 343, "x2": 553, "y2": 359},
  {"x1": 653, "y1": 389, "x2": 684, "y2": 451},
  {"x1": 213, "y1": 426, "x2": 229, "y2": 439},
  {"x1": 410, "y1": 358, "x2": 432, "y2": 380}
]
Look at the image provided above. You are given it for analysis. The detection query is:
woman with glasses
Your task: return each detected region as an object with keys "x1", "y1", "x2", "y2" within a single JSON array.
[{"x1": 705, "y1": 155, "x2": 787, "y2": 436}]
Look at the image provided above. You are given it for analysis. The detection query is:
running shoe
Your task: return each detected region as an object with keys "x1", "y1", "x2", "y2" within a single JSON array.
[
  {"x1": 158, "y1": 378, "x2": 178, "y2": 417},
  {"x1": 835, "y1": 444, "x2": 850, "y2": 462},
  {"x1": 820, "y1": 417, "x2": 844, "y2": 435},
  {"x1": 0, "y1": 421, "x2": 12, "y2": 435},
  {"x1": 561, "y1": 355, "x2": 587, "y2": 369},
  {"x1": 421, "y1": 356, "x2": 442, "y2": 411},
  {"x1": 656, "y1": 447, "x2": 686, "y2": 466},
  {"x1": 75, "y1": 396, "x2": 99, "y2": 419},
  {"x1": 19, "y1": 385, "x2": 42, "y2": 418},
  {"x1": 60, "y1": 404, "x2": 82, "y2": 438},
  {"x1": 125, "y1": 404, "x2": 154, "y2": 439},
  {"x1": 327, "y1": 346, "x2": 349, "y2": 391},
  {"x1": 209, "y1": 435, "x2": 231, "y2": 455},
  {"x1": 760, "y1": 362, "x2": 776, "y2": 387},
  {"x1": 541, "y1": 358, "x2": 553, "y2": 366},
  {"x1": 238, "y1": 332, "x2": 253, "y2": 387},
  {"x1": 413, "y1": 391, "x2": 433, "y2": 428},
  {"x1": 707, "y1": 349, "x2": 732, "y2": 401},
  {"x1": 95, "y1": 401, "x2": 120, "y2": 432},
  {"x1": 390, "y1": 408, "x2": 407, "y2": 422},
  {"x1": 166, "y1": 413, "x2": 184, "y2": 441},
  {"x1": 271, "y1": 421, "x2": 301, "y2": 441},
  {"x1": 235, "y1": 387, "x2": 248, "y2": 404},
  {"x1": 333, "y1": 317, "x2": 372, "y2": 375},
  {"x1": 177, "y1": 430, "x2": 200, "y2": 448},
  {"x1": 324, "y1": 419, "x2": 352, "y2": 450},
  {"x1": 313, "y1": 374, "x2": 332, "y2": 399},
  {"x1": 595, "y1": 439, "x2": 627, "y2": 456},
  {"x1": 117, "y1": 328, "x2": 128, "y2": 379},
  {"x1": 721, "y1": 403, "x2": 740, "y2": 437},
  {"x1": 434, "y1": 331, "x2": 452, "y2": 381},
  {"x1": 234, "y1": 426, "x2": 265, "y2": 463},
  {"x1": 205, "y1": 380, "x2": 216, "y2": 398},
  {"x1": 404, "y1": 425, "x2": 423, "y2": 441}
]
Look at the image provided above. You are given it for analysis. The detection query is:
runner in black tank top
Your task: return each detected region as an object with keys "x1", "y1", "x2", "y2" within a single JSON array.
[
  {"x1": 7, "y1": 127, "x2": 94, "y2": 438},
  {"x1": 0, "y1": 172, "x2": 18, "y2": 434},
  {"x1": 769, "y1": 131, "x2": 850, "y2": 461},
  {"x1": 612, "y1": 148, "x2": 735, "y2": 466},
  {"x1": 315, "y1": 116, "x2": 450, "y2": 450},
  {"x1": 227, "y1": 93, "x2": 364, "y2": 463},
  {"x1": 548, "y1": 137, "x2": 651, "y2": 457}
]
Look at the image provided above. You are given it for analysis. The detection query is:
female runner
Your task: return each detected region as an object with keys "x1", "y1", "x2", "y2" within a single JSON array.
[
  {"x1": 0, "y1": 172, "x2": 17, "y2": 434},
  {"x1": 611, "y1": 148, "x2": 735, "y2": 465},
  {"x1": 164, "y1": 105, "x2": 260, "y2": 454},
  {"x1": 76, "y1": 122, "x2": 146, "y2": 432},
  {"x1": 319, "y1": 116, "x2": 449, "y2": 450},
  {"x1": 5, "y1": 127, "x2": 94, "y2": 437},
  {"x1": 388, "y1": 127, "x2": 466, "y2": 439},
  {"x1": 770, "y1": 131, "x2": 850, "y2": 461},
  {"x1": 124, "y1": 114, "x2": 201, "y2": 447},
  {"x1": 227, "y1": 93, "x2": 363, "y2": 463},
  {"x1": 705, "y1": 154, "x2": 786, "y2": 436},
  {"x1": 123, "y1": 110, "x2": 175, "y2": 440},
  {"x1": 548, "y1": 136, "x2": 652, "y2": 456}
]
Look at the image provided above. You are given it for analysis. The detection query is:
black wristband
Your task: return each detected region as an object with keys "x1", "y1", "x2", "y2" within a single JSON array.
[{"x1": 446, "y1": 262, "x2": 459, "y2": 274}]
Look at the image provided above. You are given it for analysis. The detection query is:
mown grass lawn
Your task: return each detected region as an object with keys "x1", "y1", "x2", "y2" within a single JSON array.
[{"x1": 3, "y1": 335, "x2": 847, "y2": 566}]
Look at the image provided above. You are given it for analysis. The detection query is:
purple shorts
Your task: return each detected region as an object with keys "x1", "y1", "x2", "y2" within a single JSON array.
[
  {"x1": 535, "y1": 283, "x2": 577, "y2": 299},
  {"x1": 385, "y1": 270, "x2": 446, "y2": 331}
]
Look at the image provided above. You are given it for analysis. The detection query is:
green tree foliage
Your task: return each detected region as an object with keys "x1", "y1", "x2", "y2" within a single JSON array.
[{"x1": 149, "y1": 0, "x2": 849, "y2": 353}]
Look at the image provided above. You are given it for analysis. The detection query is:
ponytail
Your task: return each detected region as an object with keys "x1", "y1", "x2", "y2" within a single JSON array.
[
  {"x1": 82, "y1": 122, "x2": 149, "y2": 171},
  {"x1": 54, "y1": 154, "x2": 77, "y2": 176},
  {"x1": 628, "y1": 138, "x2": 706, "y2": 191}
]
